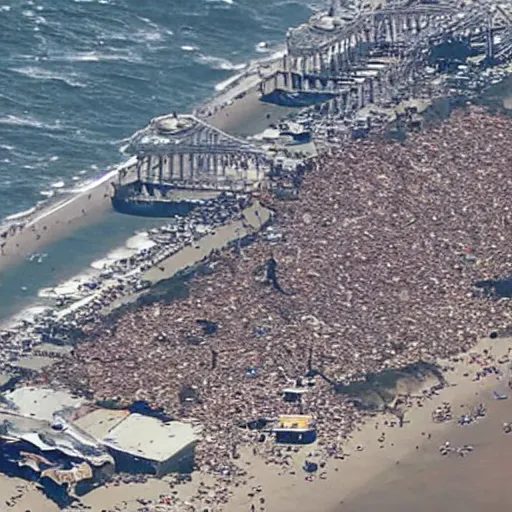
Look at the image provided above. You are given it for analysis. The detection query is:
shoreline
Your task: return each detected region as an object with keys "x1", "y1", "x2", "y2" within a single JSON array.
[
  {"x1": 3, "y1": 4, "x2": 512, "y2": 512},
  {"x1": 0, "y1": 51, "x2": 287, "y2": 275},
  {"x1": 0, "y1": 195, "x2": 270, "y2": 333}
]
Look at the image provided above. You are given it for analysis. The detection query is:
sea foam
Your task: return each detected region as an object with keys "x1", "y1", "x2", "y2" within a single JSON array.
[{"x1": 195, "y1": 54, "x2": 246, "y2": 72}]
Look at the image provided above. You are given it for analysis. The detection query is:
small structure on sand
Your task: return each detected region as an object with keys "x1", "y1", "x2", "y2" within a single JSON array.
[{"x1": 273, "y1": 414, "x2": 316, "y2": 444}]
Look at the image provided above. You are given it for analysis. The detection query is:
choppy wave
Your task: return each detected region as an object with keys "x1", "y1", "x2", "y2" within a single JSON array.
[
  {"x1": 0, "y1": 115, "x2": 62, "y2": 130},
  {"x1": 10, "y1": 66, "x2": 86, "y2": 88}
]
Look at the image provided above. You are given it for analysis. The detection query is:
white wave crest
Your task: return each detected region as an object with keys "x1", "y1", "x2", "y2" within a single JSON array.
[
  {"x1": 0, "y1": 115, "x2": 61, "y2": 130},
  {"x1": 5, "y1": 207, "x2": 37, "y2": 221},
  {"x1": 11, "y1": 66, "x2": 86, "y2": 88},
  {"x1": 125, "y1": 233, "x2": 156, "y2": 251},
  {"x1": 181, "y1": 45, "x2": 199, "y2": 52},
  {"x1": 50, "y1": 51, "x2": 142, "y2": 64},
  {"x1": 133, "y1": 29, "x2": 164, "y2": 43},
  {"x1": 195, "y1": 54, "x2": 246, "y2": 72}
]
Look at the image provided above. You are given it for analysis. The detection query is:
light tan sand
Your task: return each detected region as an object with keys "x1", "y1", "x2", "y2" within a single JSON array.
[
  {"x1": 223, "y1": 336, "x2": 512, "y2": 512},
  {"x1": 0, "y1": 472, "x2": 207, "y2": 512},
  {"x1": 0, "y1": 337, "x2": 509, "y2": 511},
  {"x1": 0, "y1": 477, "x2": 59, "y2": 512},
  {"x1": 206, "y1": 86, "x2": 299, "y2": 138}
]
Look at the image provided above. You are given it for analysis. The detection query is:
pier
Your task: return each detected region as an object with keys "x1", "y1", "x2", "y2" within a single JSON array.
[
  {"x1": 260, "y1": 0, "x2": 512, "y2": 112},
  {"x1": 111, "y1": 0, "x2": 512, "y2": 216},
  {"x1": 112, "y1": 114, "x2": 272, "y2": 216}
]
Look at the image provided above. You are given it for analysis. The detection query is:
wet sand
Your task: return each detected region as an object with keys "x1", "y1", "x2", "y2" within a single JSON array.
[
  {"x1": 0, "y1": 175, "x2": 118, "y2": 271},
  {"x1": 0, "y1": 82, "x2": 294, "y2": 278}
]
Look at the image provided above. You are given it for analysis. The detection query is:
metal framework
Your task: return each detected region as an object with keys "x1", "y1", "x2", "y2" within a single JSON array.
[
  {"x1": 126, "y1": 114, "x2": 270, "y2": 189},
  {"x1": 259, "y1": 0, "x2": 512, "y2": 112}
]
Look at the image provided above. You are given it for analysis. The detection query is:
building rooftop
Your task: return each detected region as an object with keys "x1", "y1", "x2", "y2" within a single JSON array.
[
  {"x1": 102, "y1": 413, "x2": 198, "y2": 463},
  {"x1": 274, "y1": 415, "x2": 314, "y2": 432},
  {"x1": 73, "y1": 408, "x2": 130, "y2": 440},
  {"x1": 2, "y1": 386, "x2": 84, "y2": 423}
]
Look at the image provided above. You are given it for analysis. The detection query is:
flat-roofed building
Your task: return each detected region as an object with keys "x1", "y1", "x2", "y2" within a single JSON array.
[
  {"x1": 273, "y1": 414, "x2": 316, "y2": 444},
  {"x1": 73, "y1": 408, "x2": 129, "y2": 439},
  {"x1": 98, "y1": 413, "x2": 198, "y2": 476}
]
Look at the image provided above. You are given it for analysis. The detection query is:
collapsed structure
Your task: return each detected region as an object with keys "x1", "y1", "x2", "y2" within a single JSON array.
[{"x1": 0, "y1": 386, "x2": 198, "y2": 505}]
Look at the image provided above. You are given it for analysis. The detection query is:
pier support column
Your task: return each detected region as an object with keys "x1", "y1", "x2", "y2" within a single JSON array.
[
  {"x1": 189, "y1": 153, "x2": 195, "y2": 181},
  {"x1": 158, "y1": 155, "x2": 164, "y2": 184},
  {"x1": 179, "y1": 154, "x2": 184, "y2": 181},
  {"x1": 146, "y1": 156, "x2": 153, "y2": 182},
  {"x1": 169, "y1": 154, "x2": 175, "y2": 179},
  {"x1": 206, "y1": 153, "x2": 212, "y2": 174},
  {"x1": 486, "y1": 17, "x2": 494, "y2": 60},
  {"x1": 136, "y1": 156, "x2": 143, "y2": 182},
  {"x1": 357, "y1": 83, "x2": 363, "y2": 110}
]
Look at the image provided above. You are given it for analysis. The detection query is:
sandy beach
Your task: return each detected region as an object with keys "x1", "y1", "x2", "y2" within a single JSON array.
[
  {"x1": 220, "y1": 336, "x2": 512, "y2": 512},
  {"x1": 3, "y1": 6, "x2": 512, "y2": 512},
  {"x1": 0, "y1": 74, "x2": 294, "y2": 278},
  {"x1": 1, "y1": 335, "x2": 510, "y2": 512}
]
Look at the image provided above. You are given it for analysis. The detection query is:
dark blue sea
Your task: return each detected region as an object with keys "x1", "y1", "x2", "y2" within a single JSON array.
[{"x1": 0, "y1": 0, "x2": 319, "y2": 320}]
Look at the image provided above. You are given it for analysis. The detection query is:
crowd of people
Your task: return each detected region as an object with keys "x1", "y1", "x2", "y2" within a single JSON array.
[
  {"x1": 0, "y1": 193, "x2": 251, "y2": 371},
  {"x1": 39, "y1": 106, "x2": 512, "y2": 487}
]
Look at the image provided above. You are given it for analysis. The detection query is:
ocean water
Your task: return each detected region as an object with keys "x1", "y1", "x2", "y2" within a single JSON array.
[
  {"x1": 0, "y1": 0, "x2": 319, "y2": 219},
  {"x1": 0, "y1": 0, "x2": 321, "y2": 320}
]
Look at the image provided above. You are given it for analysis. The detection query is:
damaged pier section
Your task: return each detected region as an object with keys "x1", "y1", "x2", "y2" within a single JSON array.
[{"x1": 0, "y1": 386, "x2": 199, "y2": 506}]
